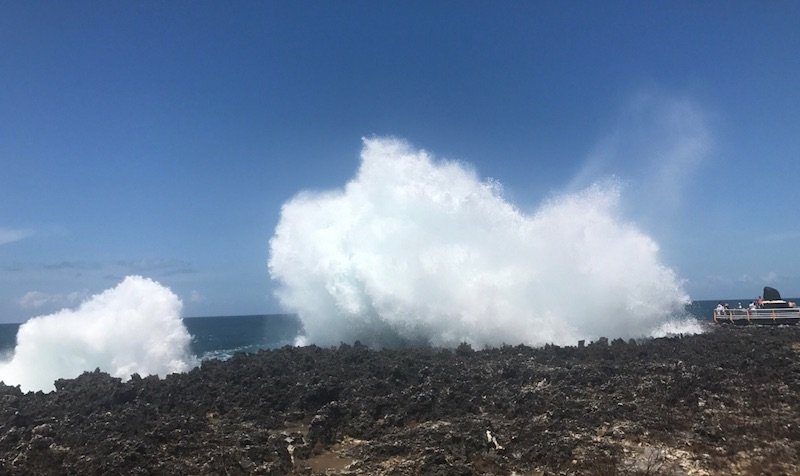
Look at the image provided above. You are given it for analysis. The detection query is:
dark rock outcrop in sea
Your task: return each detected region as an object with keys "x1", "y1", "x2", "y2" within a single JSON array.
[{"x1": 1, "y1": 324, "x2": 799, "y2": 475}]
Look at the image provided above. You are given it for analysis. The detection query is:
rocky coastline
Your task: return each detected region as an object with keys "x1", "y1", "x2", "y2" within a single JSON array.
[{"x1": 1, "y1": 324, "x2": 799, "y2": 475}]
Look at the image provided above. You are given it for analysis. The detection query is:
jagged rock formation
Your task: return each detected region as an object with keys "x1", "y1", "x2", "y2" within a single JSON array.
[{"x1": 1, "y1": 324, "x2": 799, "y2": 475}]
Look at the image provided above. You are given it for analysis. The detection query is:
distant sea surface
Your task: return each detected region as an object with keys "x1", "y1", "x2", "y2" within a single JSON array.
[
  {"x1": 0, "y1": 314, "x2": 303, "y2": 362},
  {"x1": 0, "y1": 300, "x2": 796, "y2": 360}
]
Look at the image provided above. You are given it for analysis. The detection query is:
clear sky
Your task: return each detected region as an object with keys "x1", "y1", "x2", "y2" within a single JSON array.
[{"x1": 2, "y1": 1, "x2": 799, "y2": 323}]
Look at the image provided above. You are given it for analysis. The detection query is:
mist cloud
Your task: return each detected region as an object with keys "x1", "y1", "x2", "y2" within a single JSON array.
[{"x1": 570, "y1": 90, "x2": 713, "y2": 224}]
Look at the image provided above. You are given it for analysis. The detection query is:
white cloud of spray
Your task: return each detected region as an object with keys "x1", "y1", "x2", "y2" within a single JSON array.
[
  {"x1": 0, "y1": 276, "x2": 197, "y2": 392},
  {"x1": 269, "y1": 137, "x2": 691, "y2": 348},
  {"x1": 569, "y1": 90, "x2": 713, "y2": 228}
]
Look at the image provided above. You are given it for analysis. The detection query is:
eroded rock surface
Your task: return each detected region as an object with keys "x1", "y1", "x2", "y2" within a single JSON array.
[{"x1": 1, "y1": 324, "x2": 799, "y2": 475}]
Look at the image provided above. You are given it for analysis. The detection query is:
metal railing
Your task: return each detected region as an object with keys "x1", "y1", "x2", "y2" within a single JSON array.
[{"x1": 713, "y1": 307, "x2": 800, "y2": 324}]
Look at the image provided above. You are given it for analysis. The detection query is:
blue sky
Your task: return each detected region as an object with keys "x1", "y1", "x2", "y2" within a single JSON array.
[{"x1": 2, "y1": 1, "x2": 799, "y2": 322}]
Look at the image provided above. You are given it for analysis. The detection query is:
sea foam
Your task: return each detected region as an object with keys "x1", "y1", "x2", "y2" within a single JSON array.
[
  {"x1": 0, "y1": 276, "x2": 197, "y2": 392},
  {"x1": 269, "y1": 137, "x2": 693, "y2": 348}
]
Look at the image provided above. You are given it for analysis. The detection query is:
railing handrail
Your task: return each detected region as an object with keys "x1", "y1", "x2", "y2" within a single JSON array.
[{"x1": 713, "y1": 307, "x2": 800, "y2": 319}]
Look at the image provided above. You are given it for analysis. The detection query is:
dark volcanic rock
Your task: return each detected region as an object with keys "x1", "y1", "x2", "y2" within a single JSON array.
[{"x1": 1, "y1": 324, "x2": 799, "y2": 474}]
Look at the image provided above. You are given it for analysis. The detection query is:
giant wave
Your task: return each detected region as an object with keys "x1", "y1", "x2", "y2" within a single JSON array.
[
  {"x1": 269, "y1": 137, "x2": 692, "y2": 348},
  {"x1": 0, "y1": 276, "x2": 197, "y2": 392}
]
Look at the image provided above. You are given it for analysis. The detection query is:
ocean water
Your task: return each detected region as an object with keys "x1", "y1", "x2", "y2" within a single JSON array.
[
  {"x1": 3, "y1": 299, "x2": 795, "y2": 360},
  {"x1": 184, "y1": 314, "x2": 302, "y2": 360},
  {"x1": 0, "y1": 314, "x2": 303, "y2": 363},
  {"x1": 0, "y1": 302, "x2": 748, "y2": 360}
]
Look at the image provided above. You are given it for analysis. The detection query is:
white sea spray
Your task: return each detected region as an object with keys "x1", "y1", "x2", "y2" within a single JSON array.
[
  {"x1": 269, "y1": 137, "x2": 694, "y2": 348},
  {"x1": 0, "y1": 276, "x2": 197, "y2": 392},
  {"x1": 650, "y1": 318, "x2": 706, "y2": 338}
]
